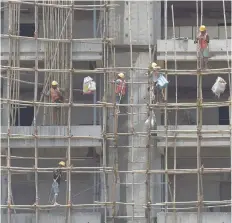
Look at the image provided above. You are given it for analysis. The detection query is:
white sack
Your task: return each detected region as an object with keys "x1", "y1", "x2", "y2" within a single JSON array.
[
  {"x1": 145, "y1": 113, "x2": 157, "y2": 131},
  {"x1": 211, "y1": 77, "x2": 227, "y2": 98},
  {"x1": 83, "y1": 76, "x2": 96, "y2": 94}
]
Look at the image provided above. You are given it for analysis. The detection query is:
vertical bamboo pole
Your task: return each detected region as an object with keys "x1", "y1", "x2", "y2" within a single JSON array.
[
  {"x1": 196, "y1": 0, "x2": 203, "y2": 222},
  {"x1": 33, "y1": 2, "x2": 39, "y2": 223},
  {"x1": 102, "y1": 1, "x2": 108, "y2": 222},
  {"x1": 164, "y1": 0, "x2": 168, "y2": 222},
  {"x1": 171, "y1": 5, "x2": 177, "y2": 223},
  {"x1": 65, "y1": 2, "x2": 73, "y2": 223},
  {"x1": 128, "y1": 2, "x2": 135, "y2": 223},
  {"x1": 7, "y1": 2, "x2": 12, "y2": 223},
  {"x1": 200, "y1": 0, "x2": 203, "y2": 26},
  {"x1": 146, "y1": 1, "x2": 152, "y2": 223},
  {"x1": 222, "y1": 0, "x2": 232, "y2": 218}
]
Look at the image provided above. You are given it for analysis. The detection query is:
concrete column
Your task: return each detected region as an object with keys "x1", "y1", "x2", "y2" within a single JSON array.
[{"x1": 109, "y1": 1, "x2": 162, "y2": 221}]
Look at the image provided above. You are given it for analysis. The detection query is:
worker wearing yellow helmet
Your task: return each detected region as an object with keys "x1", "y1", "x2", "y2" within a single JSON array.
[
  {"x1": 194, "y1": 25, "x2": 210, "y2": 69},
  {"x1": 115, "y1": 73, "x2": 126, "y2": 113},
  {"x1": 42, "y1": 80, "x2": 65, "y2": 124},
  {"x1": 51, "y1": 161, "x2": 66, "y2": 205}
]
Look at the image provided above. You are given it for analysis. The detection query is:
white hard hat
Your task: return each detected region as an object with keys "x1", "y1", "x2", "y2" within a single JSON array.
[
  {"x1": 59, "y1": 161, "x2": 65, "y2": 167},
  {"x1": 118, "y1": 73, "x2": 125, "y2": 78},
  {"x1": 151, "y1": 62, "x2": 161, "y2": 70},
  {"x1": 52, "y1": 80, "x2": 58, "y2": 86}
]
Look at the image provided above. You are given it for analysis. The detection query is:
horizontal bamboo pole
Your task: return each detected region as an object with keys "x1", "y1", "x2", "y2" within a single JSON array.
[
  {"x1": 0, "y1": 166, "x2": 112, "y2": 170},
  {"x1": 0, "y1": 155, "x2": 94, "y2": 160},
  {"x1": 97, "y1": 67, "x2": 231, "y2": 75},
  {"x1": 1, "y1": 199, "x2": 230, "y2": 210},
  {"x1": 1, "y1": 167, "x2": 230, "y2": 174},
  {"x1": 1, "y1": 98, "x2": 230, "y2": 109},
  {"x1": 1, "y1": 134, "x2": 102, "y2": 140},
  {"x1": 7, "y1": 1, "x2": 118, "y2": 10},
  {"x1": 1, "y1": 34, "x2": 114, "y2": 42},
  {"x1": 118, "y1": 168, "x2": 232, "y2": 174},
  {"x1": 2, "y1": 65, "x2": 230, "y2": 76},
  {"x1": 1, "y1": 66, "x2": 104, "y2": 74}
]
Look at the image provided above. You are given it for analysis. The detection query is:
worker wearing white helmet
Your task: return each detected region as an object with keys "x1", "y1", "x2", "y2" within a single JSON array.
[
  {"x1": 115, "y1": 73, "x2": 126, "y2": 113},
  {"x1": 51, "y1": 161, "x2": 66, "y2": 205},
  {"x1": 194, "y1": 25, "x2": 210, "y2": 69},
  {"x1": 148, "y1": 62, "x2": 168, "y2": 103}
]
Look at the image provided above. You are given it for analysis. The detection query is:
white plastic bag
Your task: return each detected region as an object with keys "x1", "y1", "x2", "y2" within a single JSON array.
[
  {"x1": 156, "y1": 74, "x2": 169, "y2": 89},
  {"x1": 145, "y1": 113, "x2": 157, "y2": 130},
  {"x1": 83, "y1": 76, "x2": 96, "y2": 94},
  {"x1": 211, "y1": 77, "x2": 227, "y2": 98}
]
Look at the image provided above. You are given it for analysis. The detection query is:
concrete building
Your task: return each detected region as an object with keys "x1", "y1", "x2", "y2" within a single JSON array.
[{"x1": 1, "y1": 1, "x2": 231, "y2": 223}]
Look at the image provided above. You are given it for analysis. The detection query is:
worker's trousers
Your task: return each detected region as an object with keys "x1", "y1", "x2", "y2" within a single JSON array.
[{"x1": 52, "y1": 181, "x2": 59, "y2": 195}]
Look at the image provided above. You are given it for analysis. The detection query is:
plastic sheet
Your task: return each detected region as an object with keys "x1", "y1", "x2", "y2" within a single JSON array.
[
  {"x1": 211, "y1": 77, "x2": 227, "y2": 98},
  {"x1": 156, "y1": 74, "x2": 169, "y2": 89},
  {"x1": 83, "y1": 76, "x2": 96, "y2": 94},
  {"x1": 145, "y1": 112, "x2": 157, "y2": 132}
]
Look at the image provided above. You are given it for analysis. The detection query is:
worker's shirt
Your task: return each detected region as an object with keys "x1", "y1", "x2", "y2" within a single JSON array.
[
  {"x1": 53, "y1": 168, "x2": 62, "y2": 185},
  {"x1": 46, "y1": 88, "x2": 62, "y2": 103},
  {"x1": 115, "y1": 79, "x2": 126, "y2": 96},
  {"x1": 198, "y1": 32, "x2": 209, "y2": 49},
  {"x1": 152, "y1": 71, "x2": 160, "y2": 83}
]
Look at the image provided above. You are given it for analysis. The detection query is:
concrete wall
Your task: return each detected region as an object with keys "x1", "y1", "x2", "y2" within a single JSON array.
[
  {"x1": 1, "y1": 213, "x2": 101, "y2": 223},
  {"x1": 157, "y1": 212, "x2": 231, "y2": 223}
]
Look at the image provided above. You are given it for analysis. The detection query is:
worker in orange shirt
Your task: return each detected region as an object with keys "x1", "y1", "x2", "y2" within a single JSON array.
[
  {"x1": 115, "y1": 73, "x2": 126, "y2": 113},
  {"x1": 194, "y1": 25, "x2": 210, "y2": 69},
  {"x1": 43, "y1": 81, "x2": 65, "y2": 124}
]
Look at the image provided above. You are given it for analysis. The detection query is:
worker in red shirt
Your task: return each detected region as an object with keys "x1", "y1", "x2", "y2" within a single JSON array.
[
  {"x1": 194, "y1": 25, "x2": 210, "y2": 69},
  {"x1": 43, "y1": 81, "x2": 65, "y2": 124},
  {"x1": 115, "y1": 73, "x2": 126, "y2": 113}
]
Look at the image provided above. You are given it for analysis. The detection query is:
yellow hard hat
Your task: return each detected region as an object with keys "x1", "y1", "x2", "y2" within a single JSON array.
[
  {"x1": 199, "y1": 25, "x2": 206, "y2": 32},
  {"x1": 52, "y1": 80, "x2": 58, "y2": 86},
  {"x1": 151, "y1": 62, "x2": 161, "y2": 70},
  {"x1": 59, "y1": 161, "x2": 65, "y2": 167},
  {"x1": 118, "y1": 73, "x2": 125, "y2": 78}
]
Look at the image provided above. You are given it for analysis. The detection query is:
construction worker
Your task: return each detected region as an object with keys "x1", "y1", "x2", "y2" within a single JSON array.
[
  {"x1": 115, "y1": 73, "x2": 126, "y2": 113},
  {"x1": 51, "y1": 161, "x2": 65, "y2": 205},
  {"x1": 148, "y1": 62, "x2": 166, "y2": 103},
  {"x1": 43, "y1": 81, "x2": 64, "y2": 124},
  {"x1": 194, "y1": 25, "x2": 210, "y2": 69}
]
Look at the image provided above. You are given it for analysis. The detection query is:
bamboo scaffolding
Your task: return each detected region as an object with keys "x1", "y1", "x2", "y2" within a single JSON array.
[
  {"x1": 2, "y1": 98, "x2": 232, "y2": 109},
  {"x1": 2, "y1": 65, "x2": 231, "y2": 75},
  {"x1": 2, "y1": 1, "x2": 232, "y2": 222}
]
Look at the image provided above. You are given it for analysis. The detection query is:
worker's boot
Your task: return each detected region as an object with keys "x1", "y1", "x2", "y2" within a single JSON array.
[{"x1": 53, "y1": 193, "x2": 59, "y2": 205}]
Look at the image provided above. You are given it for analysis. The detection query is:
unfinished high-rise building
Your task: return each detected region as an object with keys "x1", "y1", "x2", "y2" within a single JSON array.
[{"x1": 1, "y1": 1, "x2": 232, "y2": 223}]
